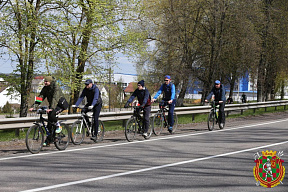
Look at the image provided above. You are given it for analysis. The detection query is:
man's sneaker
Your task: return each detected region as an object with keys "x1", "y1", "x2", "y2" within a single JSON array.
[
  {"x1": 43, "y1": 142, "x2": 50, "y2": 147},
  {"x1": 90, "y1": 136, "x2": 97, "y2": 142},
  {"x1": 55, "y1": 122, "x2": 62, "y2": 133},
  {"x1": 220, "y1": 123, "x2": 224, "y2": 128},
  {"x1": 168, "y1": 126, "x2": 173, "y2": 134},
  {"x1": 142, "y1": 132, "x2": 148, "y2": 137}
]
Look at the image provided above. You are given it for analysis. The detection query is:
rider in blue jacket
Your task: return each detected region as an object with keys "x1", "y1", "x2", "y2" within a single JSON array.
[{"x1": 152, "y1": 75, "x2": 176, "y2": 133}]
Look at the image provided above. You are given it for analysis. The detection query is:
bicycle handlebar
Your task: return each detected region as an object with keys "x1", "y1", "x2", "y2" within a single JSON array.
[
  {"x1": 206, "y1": 101, "x2": 223, "y2": 107},
  {"x1": 35, "y1": 106, "x2": 48, "y2": 114},
  {"x1": 153, "y1": 100, "x2": 170, "y2": 110}
]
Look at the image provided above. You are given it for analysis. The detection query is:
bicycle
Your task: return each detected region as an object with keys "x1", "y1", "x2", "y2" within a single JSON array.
[
  {"x1": 207, "y1": 101, "x2": 225, "y2": 131},
  {"x1": 125, "y1": 106, "x2": 153, "y2": 142},
  {"x1": 152, "y1": 101, "x2": 178, "y2": 135},
  {"x1": 25, "y1": 106, "x2": 70, "y2": 154},
  {"x1": 70, "y1": 105, "x2": 105, "y2": 145}
]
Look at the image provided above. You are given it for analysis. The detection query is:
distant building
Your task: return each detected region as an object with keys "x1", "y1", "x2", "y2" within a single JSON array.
[
  {"x1": 124, "y1": 82, "x2": 137, "y2": 93},
  {"x1": 0, "y1": 78, "x2": 21, "y2": 107},
  {"x1": 31, "y1": 76, "x2": 44, "y2": 93},
  {"x1": 84, "y1": 73, "x2": 138, "y2": 90}
]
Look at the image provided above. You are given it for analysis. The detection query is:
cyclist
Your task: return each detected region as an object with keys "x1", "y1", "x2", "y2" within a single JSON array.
[
  {"x1": 205, "y1": 80, "x2": 226, "y2": 128},
  {"x1": 241, "y1": 93, "x2": 247, "y2": 103},
  {"x1": 74, "y1": 79, "x2": 102, "y2": 141},
  {"x1": 124, "y1": 80, "x2": 151, "y2": 138},
  {"x1": 151, "y1": 75, "x2": 176, "y2": 133},
  {"x1": 29, "y1": 76, "x2": 68, "y2": 146}
]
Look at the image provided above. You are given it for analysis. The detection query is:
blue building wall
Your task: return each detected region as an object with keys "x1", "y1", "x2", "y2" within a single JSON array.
[
  {"x1": 239, "y1": 72, "x2": 249, "y2": 92},
  {"x1": 184, "y1": 72, "x2": 250, "y2": 95}
]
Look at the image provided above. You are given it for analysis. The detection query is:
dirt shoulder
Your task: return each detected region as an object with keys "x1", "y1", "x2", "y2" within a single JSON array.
[{"x1": 1, "y1": 111, "x2": 287, "y2": 157}]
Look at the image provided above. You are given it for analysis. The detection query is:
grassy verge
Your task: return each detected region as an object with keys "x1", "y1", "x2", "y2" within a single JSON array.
[
  {"x1": 0, "y1": 105, "x2": 287, "y2": 142},
  {"x1": 0, "y1": 129, "x2": 27, "y2": 142}
]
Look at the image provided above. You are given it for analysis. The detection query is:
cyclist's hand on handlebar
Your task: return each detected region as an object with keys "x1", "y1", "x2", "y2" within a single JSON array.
[
  {"x1": 205, "y1": 100, "x2": 208, "y2": 103},
  {"x1": 168, "y1": 100, "x2": 172, "y2": 104},
  {"x1": 88, "y1": 105, "x2": 93, "y2": 110},
  {"x1": 219, "y1": 101, "x2": 223, "y2": 103},
  {"x1": 151, "y1": 99, "x2": 156, "y2": 103},
  {"x1": 46, "y1": 109, "x2": 52, "y2": 113},
  {"x1": 72, "y1": 105, "x2": 77, "y2": 108},
  {"x1": 29, "y1": 108, "x2": 34, "y2": 112}
]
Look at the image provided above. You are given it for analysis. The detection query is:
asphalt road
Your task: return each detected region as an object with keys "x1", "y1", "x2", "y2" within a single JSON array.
[{"x1": 1, "y1": 117, "x2": 288, "y2": 192}]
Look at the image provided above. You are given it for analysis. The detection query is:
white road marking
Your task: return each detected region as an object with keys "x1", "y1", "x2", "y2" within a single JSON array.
[
  {"x1": 20, "y1": 140, "x2": 288, "y2": 192},
  {"x1": 1, "y1": 118, "x2": 288, "y2": 161}
]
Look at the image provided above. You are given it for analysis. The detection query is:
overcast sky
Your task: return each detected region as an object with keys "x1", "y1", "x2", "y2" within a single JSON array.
[{"x1": 0, "y1": 53, "x2": 137, "y2": 75}]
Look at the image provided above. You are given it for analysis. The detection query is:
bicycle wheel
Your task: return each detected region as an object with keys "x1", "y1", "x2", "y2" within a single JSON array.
[
  {"x1": 26, "y1": 125, "x2": 44, "y2": 154},
  {"x1": 96, "y1": 120, "x2": 105, "y2": 142},
  {"x1": 172, "y1": 112, "x2": 178, "y2": 133},
  {"x1": 207, "y1": 111, "x2": 215, "y2": 131},
  {"x1": 153, "y1": 112, "x2": 163, "y2": 136},
  {"x1": 70, "y1": 120, "x2": 85, "y2": 145},
  {"x1": 125, "y1": 117, "x2": 137, "y2": 142},
  {"x1": 55, "y1": 123, "x2": 70, "y2": 150}
]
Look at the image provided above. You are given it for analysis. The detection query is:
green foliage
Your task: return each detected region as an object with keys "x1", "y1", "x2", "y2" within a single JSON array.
[{"x1": 2, "y1": 101, "x2": 12, "y2": 114}]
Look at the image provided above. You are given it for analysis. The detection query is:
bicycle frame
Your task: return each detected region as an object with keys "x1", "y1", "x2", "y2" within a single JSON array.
[
  {"x1": 124, "y1": 106, "x2": 153, "y2": 142},
  {"x1": 132, "y1": 106, "x2": 143, "y2": 131},
  {"x1": 152, "y1": 100, "x2": 178, "y2": 135},
  {"x1": 70, "y1": 105, "x2": 105, "y2": 145},
  {"x1": 26, "y1": 106, "x2": 70, "y2": 153},
  {"x1": 79, "y1": 112, "x2": 93, "y2": 134},
  {"x1": 34, "y1": 109, "x2": 54, "y2": 137},
  {"x1": 208, "y1": 100, "x2": 224, "y2": 131},
  {"x1": 158, "y1": 100, "x2": 172, "y2": 124},
  {"x1": 210, "y1": 101, "x2": 220, "y2": 123}
]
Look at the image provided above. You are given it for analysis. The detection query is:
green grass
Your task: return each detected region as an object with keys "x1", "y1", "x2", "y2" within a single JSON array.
[
  {"x1": 1, "y1": 105, "x2": 287, "y2": 142},
  {"x1": 0, "y1": 129, "x2": 27, "y2": 142},
  {"x1": 103, "y1": 120, "x2": 125, "y2": 132}
]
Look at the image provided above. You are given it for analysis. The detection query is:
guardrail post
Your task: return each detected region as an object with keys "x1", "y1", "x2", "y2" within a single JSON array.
[
  {"x1": 192, "y1": 114, "x2": 195, "y2": 122},
  {"x1": 265, "y1": 107, "x2": 267, "y2": 112},
  {"x1": 275, "y1": 106, "x2": 277, "y2": 111},
  {"x1": 241, "y1": 109, "x2": 243, "y2": 115},
  {"x1": 122, "y1": 120, "x2": 126, "y2": 128},
  {"x1": 285, "y1": 105, "x2": 286, "y2": 110},
  {"x1": 226, "y1": 111, "x2": 229, "y2": 117},
  {"x1": 253, "y1": 108, "x2": 256, "y2": 113}
]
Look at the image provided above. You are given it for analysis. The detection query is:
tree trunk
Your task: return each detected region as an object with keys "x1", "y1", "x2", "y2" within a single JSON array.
[
  {"x1": 229, "y1": 78, "x2": 236, "y2": 98},
  {"x1": 176, "y1": 75, "x2": 189, "y2": 107},
  {"x1": 71, "y1": 2, "x2": 94, "y2": 109},
  {"x1": 280, "y1": 80, "x2": 285, "y2": 100}
]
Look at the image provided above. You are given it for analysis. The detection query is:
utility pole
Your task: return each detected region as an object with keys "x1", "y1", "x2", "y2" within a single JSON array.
[{"x1": 108, "y1": 62, "x2": 111, "y2": 112}]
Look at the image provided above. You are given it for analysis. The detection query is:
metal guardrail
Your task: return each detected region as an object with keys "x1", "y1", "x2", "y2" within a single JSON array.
[{"x1": 0, "y1": 100, "x2": 288, "y2": 130}]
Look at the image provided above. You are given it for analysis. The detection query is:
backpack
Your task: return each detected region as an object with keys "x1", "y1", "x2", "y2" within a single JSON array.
[
  {"x1": 93, "y1": 85, "x2": 102, "y2": 105},
  {"x1": 58, "y1": 97, "x2": 69, "y2": 110}
]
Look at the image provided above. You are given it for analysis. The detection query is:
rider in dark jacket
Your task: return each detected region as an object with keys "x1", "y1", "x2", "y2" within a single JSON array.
[
  {"x1": 205, "y1": 80, "x2": 226, "y2": 128},
  {"x1": 75, "y1": 79, "x2": 102, "y2": 141},
  {"x1": 124, "y1": 80, "x2": 151, "y2": 138},
  {"x1": 29, "y1": 76, "x2": 68, "y2": 146}
]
